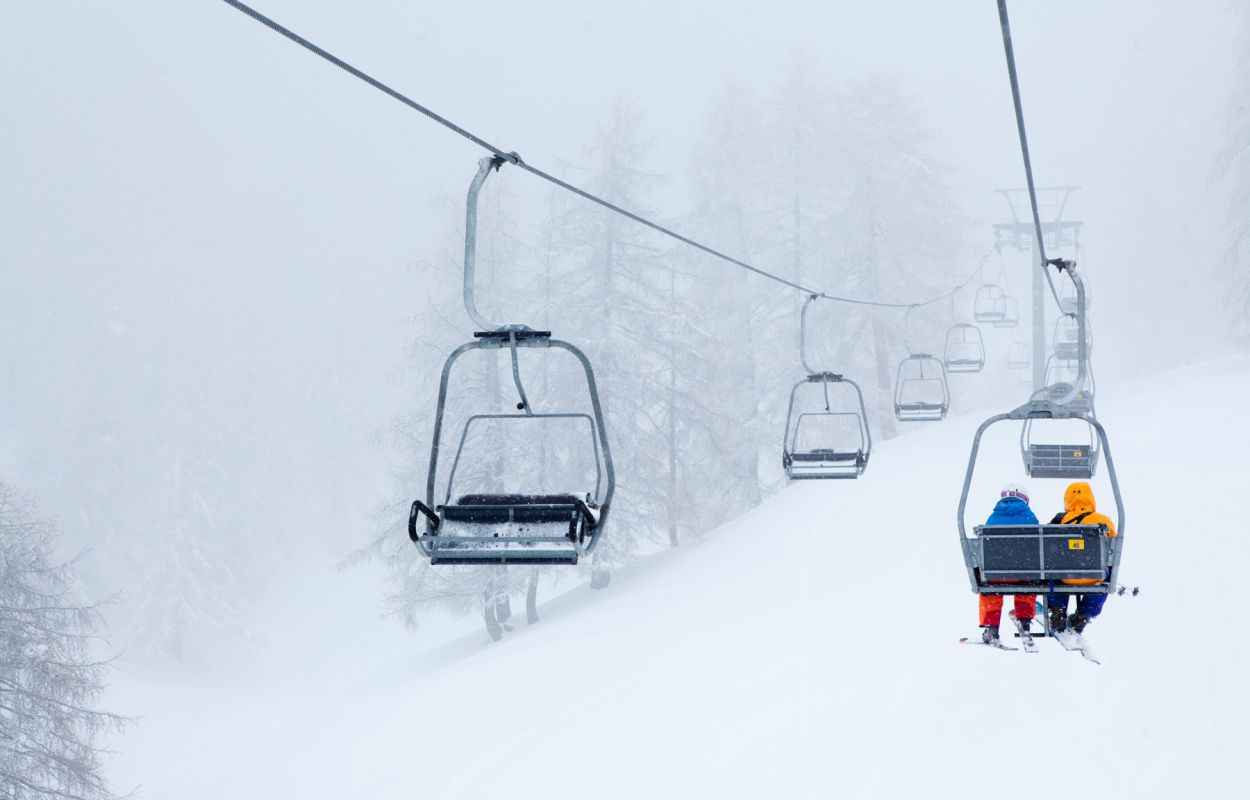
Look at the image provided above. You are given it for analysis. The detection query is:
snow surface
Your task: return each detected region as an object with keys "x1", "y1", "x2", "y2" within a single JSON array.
[{"x1": 105, "y1": 356, "x2": 1250, "y2": 799}]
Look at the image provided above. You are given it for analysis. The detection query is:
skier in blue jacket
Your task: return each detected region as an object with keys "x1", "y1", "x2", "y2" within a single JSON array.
[{"x1": 978, "y1": 484, "x2": 1040, "y2": 644}]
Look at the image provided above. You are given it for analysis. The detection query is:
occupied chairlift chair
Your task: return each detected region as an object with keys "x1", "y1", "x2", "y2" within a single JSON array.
[
  {"x1": 407, "y1": 155, "x2": 615, "y2": 565},
  {"x1": 782, "y1": 295, "x2": 872, "y2": 479},
  {"x1": 957, "y1": 266, "x2": 1123, "y2": 631}
]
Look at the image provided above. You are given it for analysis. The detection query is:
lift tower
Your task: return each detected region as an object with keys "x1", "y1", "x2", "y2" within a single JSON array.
[{"x1": 993, "y1": 187, "x2": 1082, "y2": 393}]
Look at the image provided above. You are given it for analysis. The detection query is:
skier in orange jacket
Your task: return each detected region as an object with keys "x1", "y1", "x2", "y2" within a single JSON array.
[{"x1": 1047, "y1": 481, "x2": 1118, "y2": 633}]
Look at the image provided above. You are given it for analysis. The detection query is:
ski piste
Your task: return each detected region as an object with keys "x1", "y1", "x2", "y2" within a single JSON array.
[
  {"x1": 959, "y1": 636, "x2": 1018, "y2": 651},
  {"x1": 1053, "y1": 628, "x2": 1100, "y2": 664},
  {"x1": 1008, "y1": 611, "x2": 1038, "y2": 654}
]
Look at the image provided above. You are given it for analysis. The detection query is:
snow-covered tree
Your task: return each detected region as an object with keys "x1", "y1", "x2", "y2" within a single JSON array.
[{"x1": 0, "y1": 482, "x2": 121, "y2": 800}]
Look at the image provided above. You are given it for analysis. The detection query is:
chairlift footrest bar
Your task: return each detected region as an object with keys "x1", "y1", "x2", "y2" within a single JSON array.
[{"x1": 474, "y1": 330, "x2": 552, "y2": 340}]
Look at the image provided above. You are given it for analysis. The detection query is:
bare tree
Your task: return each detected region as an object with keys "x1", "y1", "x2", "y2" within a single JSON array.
[{"x1": 0, "y1": 482, "x2": 122, "y2": 800}]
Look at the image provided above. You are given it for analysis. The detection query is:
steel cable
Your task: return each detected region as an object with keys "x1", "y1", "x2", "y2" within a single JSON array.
[{"x1": 217, "y1": 0, "x2": 991, "y2": 312}]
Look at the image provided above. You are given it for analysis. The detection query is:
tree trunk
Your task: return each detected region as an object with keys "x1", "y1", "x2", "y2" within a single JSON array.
[{"x1": 526, "y1": 569, "x2": 540, "y2": 624}]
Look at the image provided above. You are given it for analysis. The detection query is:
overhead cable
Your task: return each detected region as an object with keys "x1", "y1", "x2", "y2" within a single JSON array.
[
  {"x1": 995, "y1": 0, "x2": 1070, "y2": 310},
  {"x1": 218, "y1": 0, "x2": 983, "y2": 311}
]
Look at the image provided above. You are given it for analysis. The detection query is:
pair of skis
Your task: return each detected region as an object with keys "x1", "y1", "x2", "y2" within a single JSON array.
[{"x1": 960, "y1": 611, "x2": 1099, "y2": 664}]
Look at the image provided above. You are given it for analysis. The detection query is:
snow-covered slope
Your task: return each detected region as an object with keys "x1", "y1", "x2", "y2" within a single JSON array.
[{"x1": 106, "y1": 356, "x2": 1250, "y2": 799}]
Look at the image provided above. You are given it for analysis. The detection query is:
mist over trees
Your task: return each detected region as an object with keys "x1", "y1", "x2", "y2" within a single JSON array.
[
  {"x1": 0, "y1": 483, "x2": 121, "y2": 800},
  {"x1": 369, "y1": 66, "x2": 973, "y2": 635}
]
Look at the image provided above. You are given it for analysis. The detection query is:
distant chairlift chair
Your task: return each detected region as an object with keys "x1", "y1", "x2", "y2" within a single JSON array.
[
  {"x1": 973, "y1": 284, "x2": 1007, "y2": 324},
  {"x1": 1007, "y1": 341, "x2": 1031, "y2": 370},
  {"x1": 894, "y1": 353, "x2": 950, "y2": 422},
  {"x1": 992, "y1": 296, "x2": 1020, "y2": 329},
  {"x1": 1053, "y1": 315, "x2": 1093, "y2": 361},
  {"x1": 944, "y1": 324, "x2": 986, "y2": 373},
  {"x1": 1044, "y1": 354, "x2": 1096, "y2": 417}
]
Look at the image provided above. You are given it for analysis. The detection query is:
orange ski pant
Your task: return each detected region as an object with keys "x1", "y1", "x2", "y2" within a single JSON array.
[{"x1": 978, "y1": 591, "x2": 1036, "y2": 628}]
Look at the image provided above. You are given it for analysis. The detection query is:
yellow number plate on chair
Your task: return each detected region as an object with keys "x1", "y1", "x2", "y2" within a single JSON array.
[
  {"x1": 1072, "y1": 450, "x2": 1083, "y2": 457},
  {"x1": 1068, "y1": 539, "x2": 1085, "y2": 551}
]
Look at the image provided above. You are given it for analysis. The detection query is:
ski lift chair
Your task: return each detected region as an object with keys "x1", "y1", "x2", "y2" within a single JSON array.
[
  {"x1": 782, "y1": 372, "x2": 871, "y2": 479},
  {"x1": 1053, "y1": 316, "x2": 1093, "y2": 361},
  {"x1": 1020, "y1": 414, "x2": 1100, "y2": 479},
  {"x1": 992, "y1": 296, "x2": 1020, "y2": 329},
  {"x1": 1059, "y1": 278, "x2": 1090, "y2": 315},
  {"x1": 1007, "y1": 341, "x2": 1030, "y2": 370},
  {"x1": 973, "y1": 284, "x2": 1007, "y2": 323},
  {"x1": 407, "y1": 155, "x2": 614, "y2": 566},
  {"x1": 408, "y1": 332, "x2": 614, "y2": 565},
  {"x1": 944, "y1": 324, "x2": 986, "y2": 373},
  {"x1": 1044, "y1": 355, "x2": 1096, "y2": 417},
  {"x1": 893, "y1": 354, "x2": 950, "y2": 422},
  {"x1": 957, "y1": 399, "x2": 1125, "y2": 616}
]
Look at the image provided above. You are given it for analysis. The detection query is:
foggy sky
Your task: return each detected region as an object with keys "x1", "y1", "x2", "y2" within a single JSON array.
[{"x1": 1, "y1": 0, "x2": 1238, "y2": 545}]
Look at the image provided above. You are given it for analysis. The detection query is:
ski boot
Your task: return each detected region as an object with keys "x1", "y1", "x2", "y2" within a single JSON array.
[
  {"x1": 1069, "y1": 613, "x2": 1089, "y2": 634},
  {"x1": 1049, "y1": 605, "x2": 1068, "y2": 633},
  {"x1": 981, "y1": 625, "x2": 1001, "y2": 645}
]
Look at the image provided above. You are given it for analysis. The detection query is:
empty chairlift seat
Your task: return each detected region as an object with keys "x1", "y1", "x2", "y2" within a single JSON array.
[
  {"x1": 408, "y1": 331, "x2": 615, "y2": 566},
  {"x1": 992, "y1": 296, "x2": 1020, "y2": 329},
  {"x1": 944, "y1": 324, "x2": 986, "y2": 373},
  {"x1": 1043, "y1": 355, "x2": 1095, "y2": 416},
  {"x1": 1053, "y1": 316, "x2": 1093, "y2": 361},
  {"x1": 1020, "y1": 418, "x2": 1100, "y2": 479},
  {"x1": 1007, "y1": 341, "x2": 1030, "y2": 370},
  {"x1": 782, "y1": 372, "x2": 872, "y2": 479},
  {"x1": 973, "y1": 284, "x2": 1007, "y2": 323},
  {"x1": 1059, "y1": 277, "x2": 1091, "y2": 315},
  {"x1": 894, "y1": 354, "x2": 950, "y2": 422}
]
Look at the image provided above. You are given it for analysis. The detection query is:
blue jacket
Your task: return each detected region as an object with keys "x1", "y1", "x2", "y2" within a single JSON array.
[{"x1": 985, "y1": 496, "x2": 1039, "y2": 526}]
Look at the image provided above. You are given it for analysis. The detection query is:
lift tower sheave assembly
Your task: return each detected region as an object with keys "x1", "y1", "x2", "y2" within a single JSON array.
[{"x1": 993, "y1": 187, "x2": 1082, "y2": 394}]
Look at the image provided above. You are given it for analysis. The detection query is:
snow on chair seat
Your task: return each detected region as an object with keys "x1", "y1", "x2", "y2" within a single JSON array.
[
  {"x1": 784, "y1": 447, "x2": 868, "y2": 479},
  {"x1": 411, "y1": 494, "x2": 599, "y2": 565},
  {"x1": 969, "y1": 524, "x2": 1116, "y2": 590}
]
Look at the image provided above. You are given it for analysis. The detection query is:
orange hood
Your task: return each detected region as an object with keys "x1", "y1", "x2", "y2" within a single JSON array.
[{"x1": 1064, "y1": 482, "x2": 1097, "y2": 516}]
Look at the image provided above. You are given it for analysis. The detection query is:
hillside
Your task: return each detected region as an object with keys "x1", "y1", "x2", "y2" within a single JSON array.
[{"x1": 105, "y1": 355, "x2": 1250, "y2": 799}]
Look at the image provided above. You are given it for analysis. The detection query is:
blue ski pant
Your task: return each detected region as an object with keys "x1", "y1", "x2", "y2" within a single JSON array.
[{"x1": 1046, "y1": 591, "x2": 1107, "y2": 619}]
